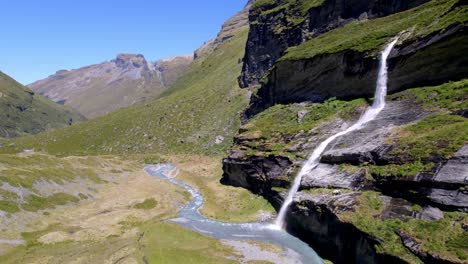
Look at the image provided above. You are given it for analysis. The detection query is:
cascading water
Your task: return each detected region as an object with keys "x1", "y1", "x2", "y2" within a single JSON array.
[{"x1": 275, "y1": 37, "x2": 400, "y2": 228}]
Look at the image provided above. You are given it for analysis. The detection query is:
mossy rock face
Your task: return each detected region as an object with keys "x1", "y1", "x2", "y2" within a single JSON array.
[
  {"x1": 240, "y1": 0, "x2": 430, "y2": 87},
  {"x1": 246, "y1": 0, "x2": 468, "y2": 117}
]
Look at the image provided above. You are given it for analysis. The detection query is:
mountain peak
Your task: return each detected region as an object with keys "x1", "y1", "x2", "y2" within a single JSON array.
[{"x1": 114, "y1": 53, "x2": 147, "y2": 68}]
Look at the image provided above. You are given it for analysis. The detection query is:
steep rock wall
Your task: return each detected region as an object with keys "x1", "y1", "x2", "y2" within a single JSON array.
[
  {"x1": 245, "y1": 25, "x2": 468, "y2": 117},
  {"x1": 239, "y1": 0, "x2": 429, "y2": 87}
]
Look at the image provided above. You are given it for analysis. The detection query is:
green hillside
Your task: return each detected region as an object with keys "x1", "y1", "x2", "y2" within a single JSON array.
[
  {"x1": 1, "y1": 27, "x2": 249, "y2": 156},
  {"x1": 0, "y1": 72, "x2": 85, "y2": 138}
]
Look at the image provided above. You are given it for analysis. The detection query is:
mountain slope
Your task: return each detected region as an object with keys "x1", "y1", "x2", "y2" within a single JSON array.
[
  {"x1": 0, "y1": 71, "x2": 85, "y2": 138},
  {"x1": 29, "y1": 54, "x2": 192, "y2": 118},
  {"x1": 1, "y1": 26, "x2": 250, "y2": 156}
]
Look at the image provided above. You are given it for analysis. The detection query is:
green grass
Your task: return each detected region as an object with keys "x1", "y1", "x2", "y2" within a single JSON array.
[
  {"x1": 171, "y1": 155, "x2": 275, "y2": 223},
  {"x1": 140, "y1": 222, "x2": 237, "y2": 264},
  {"x1": 0, "y1": 154, "x2": 103, "y2": 189},
  {"x1": 339, "y1": 191, "x2": 468, "y2": 263},
  {"x1": 389, "y1": 79, "x2": 468, "y2": 111},
  {"x1": 133, "y1": 198, "x2": 158, "y2": 210},
  {"x1": 0, "y1": 71, "x2": 85, "y2": 138},
  {"x1": 282, "y1": 0, "x2": 466, "y2": 60},
  {"x1": 0, "y1": 200, "x2": 20, "y2": 213},
  {"x1": 0, "y1": 154, "x2": 121, "y2": 214},
  {"x1": 236, "y1": 97, "x2": 366, "y2": 157},
  {"x1": 2, "y1": 234, "x2": 138, "y2": 263},
  {"x1": 0, "y1": 27, "x2": 250, "y2": 157},
  {"x1": 367, "y1": 162, "x2": 435, "y2": 178},
  {"x1": 389, "y1": 114, "x2": 467, "y2": 162},
  {"x1": 252, "y1": 0, "x2": 324, "y2": 31},
  {"x1": 22, "y1": 193, "x2": 79, "y2": 212}
]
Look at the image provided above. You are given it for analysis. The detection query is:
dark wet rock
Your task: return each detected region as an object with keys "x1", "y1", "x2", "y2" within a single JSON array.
[
  {"x1": 452, "y1": 109, "x2": 468, "y2": 118},
  {"x1": 221, "y1": 154, "x2": 292, "y2": 194},
  {"x1": 428, "y1": 188, "x2": 468, "y2": 211},
  {"x1": 281, "y1": 192, "x2": 409, "y2": 264},
  {"x1": 433, "y1": 160, "x2": 468, "y2": 186},
  {"x1": 380, "y1": 197, "x2": 444, "y2": 221}
]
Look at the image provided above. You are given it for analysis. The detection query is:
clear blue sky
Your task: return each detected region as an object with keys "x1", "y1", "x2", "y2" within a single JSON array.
[{"x1": 0, "y1": 0, "x2": 247, "y2": 84}]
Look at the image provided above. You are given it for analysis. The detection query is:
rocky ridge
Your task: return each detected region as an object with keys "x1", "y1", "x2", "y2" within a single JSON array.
[
  {"x1": 194, "y1": 0, "x2": 254, "y2": 59},
  {"x1": 29, "y1": 53, "x2": 193, "y2": 118}
]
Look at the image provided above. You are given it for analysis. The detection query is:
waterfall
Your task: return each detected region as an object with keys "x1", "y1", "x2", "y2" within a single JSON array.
[{"x1": 275, "y1": 37, "x2": 399, "y2": 228}]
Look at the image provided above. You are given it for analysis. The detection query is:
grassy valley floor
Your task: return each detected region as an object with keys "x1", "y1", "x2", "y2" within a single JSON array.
[{"x1": 0, "y1": 153, "x2": 286, "y2": 263}]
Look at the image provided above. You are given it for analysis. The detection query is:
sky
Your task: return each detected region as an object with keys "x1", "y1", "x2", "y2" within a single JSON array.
[{"x1": 0, "y1": 0, "x2": 246, "y2": 85}]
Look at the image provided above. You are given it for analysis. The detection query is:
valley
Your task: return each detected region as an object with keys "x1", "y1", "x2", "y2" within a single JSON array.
[{"x1": 0, "y1": 0, "x2": 467, "y2": 263}]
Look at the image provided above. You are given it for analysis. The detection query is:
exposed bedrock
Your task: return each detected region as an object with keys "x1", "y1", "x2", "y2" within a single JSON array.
[
  {"x1": 245, "y1": 26, "x2": 468, "y2": 117},
  {"x1": 222, "y1": 97, "x2": 467, "y2": 263},
  {"x1": 240, "y1": 0, "x2": 430, "y2": 87},
  {"x1": 284, "y1": 194, "x2": 409, "y2": 264}
]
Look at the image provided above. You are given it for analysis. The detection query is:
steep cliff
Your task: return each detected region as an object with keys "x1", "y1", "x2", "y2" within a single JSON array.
[
  {"x1": 239, "y1": 0, "x2": 430, "y2": 88},
  {"x1": 222, "y1": 0, "x2": 468, "y2": 263},
  {"x1": 223, "y1": 80, "x2": 468, "y2": 263},
  {"x1": 245, "y1": 0, "x2": 468, "y2": 117}
]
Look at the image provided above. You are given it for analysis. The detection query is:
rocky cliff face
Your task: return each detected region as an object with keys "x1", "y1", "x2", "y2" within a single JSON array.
[
  {"x1": 246, "y1": 23, "x2": 468, "y2": 117},
  {"x1": 222, "y1": 0, "x2": 467, "y2": 263},
  {"x1": 29, "y1": 54, "x2": 192, "y2": 118},
  {"x1": 239, "y1": 0, "x2": 430, "y2": 88},
  {"x1": 223, "y1": 81, "x2": 468, "y2": 263}
]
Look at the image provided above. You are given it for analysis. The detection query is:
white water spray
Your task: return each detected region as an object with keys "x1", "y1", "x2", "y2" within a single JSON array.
[{"x1": 275, "y1": 37, "x2": 399, "y2": 228}]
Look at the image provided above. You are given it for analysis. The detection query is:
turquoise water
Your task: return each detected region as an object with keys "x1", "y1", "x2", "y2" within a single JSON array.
[{"x1": 144, "y1": 164, "x2": 323, "y2": 264}]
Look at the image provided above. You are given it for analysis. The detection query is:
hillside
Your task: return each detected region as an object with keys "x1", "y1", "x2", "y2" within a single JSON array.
[
  {"x1": 0, "y1": 71, "x2": 85, "y2": 138},
  {"x1": 0, "y1": 2, "x2": 282, "y2": 262},
  {"x1": 29, "y1": 54, "x2": 192, "y2": 118},
  {"x1": 1, "y1": 20, "x2": 250, "y2": 157},
  {"x1": 0, "y1": 0, "x2": 467, "y2": 263}
]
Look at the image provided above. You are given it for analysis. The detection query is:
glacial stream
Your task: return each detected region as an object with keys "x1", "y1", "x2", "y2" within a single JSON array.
[{"x1": 144, "y1": 164, "x2": 323, "y2": 264}]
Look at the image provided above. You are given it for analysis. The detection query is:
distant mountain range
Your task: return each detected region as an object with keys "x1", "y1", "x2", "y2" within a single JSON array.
[{"x1": 29, "y1": 54, "x2": 193, "y2": 118}]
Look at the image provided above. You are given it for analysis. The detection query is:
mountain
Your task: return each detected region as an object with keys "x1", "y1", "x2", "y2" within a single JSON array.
[
  {"x1": 0, "y1": 2, "x2": 258, "y2": 262},
  {"x1": 0, "y1": 71, "x2": 85, "y2": 138},
  {"x1": 1, "y1": 0, "x2": 467, "y2": 263},
  {"x1": 194, "y1": 0, "x2": 253, "y2": 58},
  {"x1": 1, "y1": 1, "x2": 252, "y2": 156},
  {"x1": 29, "y1": 54, "x2": 193, "y2": 118}
]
